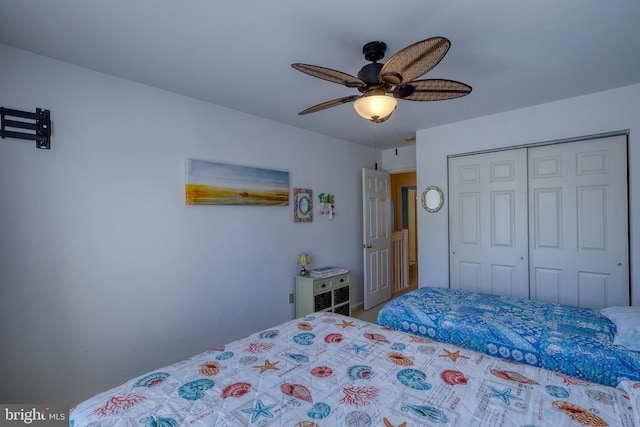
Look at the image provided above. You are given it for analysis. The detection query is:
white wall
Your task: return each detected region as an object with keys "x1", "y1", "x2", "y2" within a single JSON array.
[
  {"x1": 379, "y1": 145, "x2": 416, "y2": 173},
  {"x1": 416, "y1": 83, "x2": 640, "y2": 306},
  {"x1": 0, "y1": 45, "x2": 374, "y2": 404}
]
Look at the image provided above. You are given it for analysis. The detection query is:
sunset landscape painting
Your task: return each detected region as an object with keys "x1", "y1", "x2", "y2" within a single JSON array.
[{"x1": 186, "y1": 159, "x2": 289, "y2": 205}]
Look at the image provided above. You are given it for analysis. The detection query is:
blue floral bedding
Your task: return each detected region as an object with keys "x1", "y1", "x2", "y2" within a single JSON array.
[{"x1": 377, "y1": 287, "x2": 640, "y2": 387}]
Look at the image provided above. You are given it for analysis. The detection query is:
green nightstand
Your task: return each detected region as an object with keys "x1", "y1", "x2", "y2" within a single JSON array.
[{"x1": 295, "y1": 271, "x2": 351, "y2": 318}]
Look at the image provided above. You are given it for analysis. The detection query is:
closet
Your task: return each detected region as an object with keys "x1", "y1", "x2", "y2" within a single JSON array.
[{"x1": 448, "y1": 135, "x2": 629, "y2": 308}]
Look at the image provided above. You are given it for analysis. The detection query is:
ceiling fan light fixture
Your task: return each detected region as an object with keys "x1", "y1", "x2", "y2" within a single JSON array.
[
  {"x1": 353, "y1": 92, "x2": 397, "y2": 123},
  {"x1": 292, "y1": 37, "x2": 471, "y2": 120}
]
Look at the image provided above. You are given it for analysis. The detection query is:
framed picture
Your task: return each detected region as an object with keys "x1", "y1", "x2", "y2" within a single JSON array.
[
  {"x1": 294, "y1": 188, "x2": 313, "y2": 222},
  {"x1": 186, "y1": 159, "x2": 289, "y2": 206}
]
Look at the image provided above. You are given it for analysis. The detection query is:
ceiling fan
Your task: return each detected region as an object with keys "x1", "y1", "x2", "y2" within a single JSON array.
[{"x1": 291, "y1": 37, "x2": 471, "y2": 123}]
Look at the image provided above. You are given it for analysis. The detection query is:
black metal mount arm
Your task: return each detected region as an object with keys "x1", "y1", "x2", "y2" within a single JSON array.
[{"x1": 0, "y1": 107, "x2": 51, "y2": 149}]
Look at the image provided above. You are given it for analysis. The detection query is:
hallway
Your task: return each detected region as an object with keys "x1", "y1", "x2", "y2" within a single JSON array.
[{"x1": 352, "y1": 263, "x2": 417, "y2": 323}]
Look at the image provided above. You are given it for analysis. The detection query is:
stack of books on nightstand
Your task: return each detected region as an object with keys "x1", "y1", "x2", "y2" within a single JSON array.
[{"x1": 310, "y1": 266, "x2": 348, "y2": 278}]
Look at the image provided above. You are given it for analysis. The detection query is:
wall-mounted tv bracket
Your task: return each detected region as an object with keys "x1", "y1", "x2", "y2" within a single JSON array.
[{"x1": 0, "y1": 107, "x2": 51, "y2": 149}]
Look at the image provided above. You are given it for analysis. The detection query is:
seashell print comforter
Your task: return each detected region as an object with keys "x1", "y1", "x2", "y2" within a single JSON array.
[{"x1": 72, "y1": 312, "x2": 639, "y2": 426}]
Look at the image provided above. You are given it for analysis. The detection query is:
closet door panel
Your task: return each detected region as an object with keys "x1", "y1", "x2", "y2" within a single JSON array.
[
  {"x1": 529, "y1": 136, "x2": 628, "y2": 308},
  {"x1": 491, "y1": 264, "x2": 517, "y2": 296},
  {"x1": 577, "y1": 186, "x2": 607, "y2": 250},
  {"x1": 492, "y1": 191, "x2": 515, "y2": 247},
  {"x1": 533, "y1": 188, "x2": 562, "y2": 249},
  {"x1": 533, "y1": 268, "x2": 564, "y2": 304},
  {"x1": 460, "y1": 193, "x2": 480, "y2": 244},
  {"x1": 459, "y1": 262, "x2": 481, "y2": 292},
  {"x1": 449, "y1": 149, "x2": 529, "y2": 299},
  {"x1": 578, "y1": 271, "x2": 609, "y2": 308}
]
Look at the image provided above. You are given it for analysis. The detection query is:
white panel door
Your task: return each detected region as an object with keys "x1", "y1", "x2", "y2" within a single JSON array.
[
  {"x1": 529, "y1": 136, "x2": 629, "y2": 308},
  {"x1": 362, "y1": 168, "x2": 391, "y2": 310},
  {"x1": 449, "y1": 149, "x2": 529, "y2": 298}
]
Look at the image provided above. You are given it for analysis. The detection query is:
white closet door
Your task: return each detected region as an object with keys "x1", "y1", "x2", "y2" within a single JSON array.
[
  {"x1": 529, "y1": 136, "x2": 629, "y2": 308},
  {"x1": 449, "y1": 149, "x2": 529, "y2": 298}
]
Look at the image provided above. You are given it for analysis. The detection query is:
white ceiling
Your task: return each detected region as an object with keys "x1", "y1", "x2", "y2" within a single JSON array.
[{"x1": 1, "y1": 0, "x2": 640, "y2": 149}]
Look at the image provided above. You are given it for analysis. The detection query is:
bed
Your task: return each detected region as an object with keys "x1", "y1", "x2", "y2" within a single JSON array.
[
  {"x1": 376, "y1": 287, "x2": 640, "y2": 388},
  {"x1": 71, "y1": 312, "x2": 639, "y2": 426}
]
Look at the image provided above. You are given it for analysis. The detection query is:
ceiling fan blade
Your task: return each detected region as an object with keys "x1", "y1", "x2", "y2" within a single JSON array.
[
  {"x1": 298, "y1": 95, "x2": 362, "y2": 115},
  {"x1": 379, "y1": 37, "x2": 451, "y2": 85},
  {"x1": 394, "y1": 79, "x2": 472, "y2": 101},
  {"x1": 292, "y1": 63, "x2": 366, "y2": 88}
]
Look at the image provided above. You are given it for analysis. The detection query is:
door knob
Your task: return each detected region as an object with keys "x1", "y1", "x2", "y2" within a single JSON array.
[{"x1": 362, "y1": 243, "x2": 372, "y2": 249}]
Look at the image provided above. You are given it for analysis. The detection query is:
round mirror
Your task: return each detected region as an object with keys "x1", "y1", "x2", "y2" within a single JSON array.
[{"x1": 422, "y1": 186, "x2": 444, "y2": 212}]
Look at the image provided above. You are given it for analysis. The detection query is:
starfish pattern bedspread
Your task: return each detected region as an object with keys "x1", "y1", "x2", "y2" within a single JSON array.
[{"x1": 71, "y1": 312, "x2": 639, "y2": 426}]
